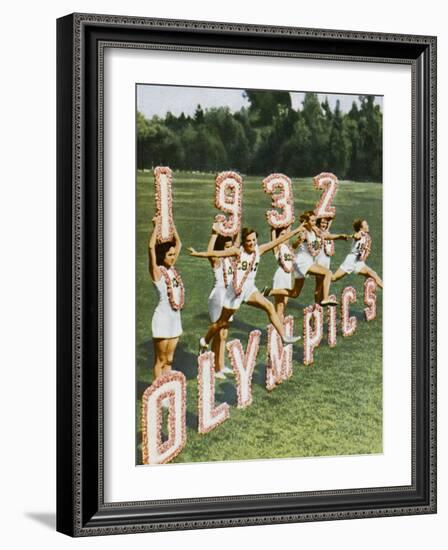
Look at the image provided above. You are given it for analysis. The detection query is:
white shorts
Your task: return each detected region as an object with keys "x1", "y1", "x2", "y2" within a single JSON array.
[
  {"x1": 293, "y1": 253, "x2": 314, "y2": 279},
  {"x1": 208, "y1": 286, "x2": 226, "y2": 323},
  {"x1": 315, "y1": 249, "x2": 331, "y2": 270},
  {"x1": 152, "y1": 306, "x2": 182, "y2": 339},
  {"x1": 223, "y1": 282, "x2": 258, "y2": 310},
  {"x1": 272, "y1": 267, "x2": 293, "y2": 290},
  {"x1": 339, "y1": 253, "x2": 366, "y2": 275}
]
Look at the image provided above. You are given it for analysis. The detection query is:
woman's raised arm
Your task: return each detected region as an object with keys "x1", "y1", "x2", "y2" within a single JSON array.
[
  {"x1": 148, "y1": 219, "x2": 161, "y2": 282},
  {"x1": 206, "y1": 223, "x2": 220, "y2": 268},
  {"x1": 172, "y1": 223, "x2": 182, "y2": 262}
]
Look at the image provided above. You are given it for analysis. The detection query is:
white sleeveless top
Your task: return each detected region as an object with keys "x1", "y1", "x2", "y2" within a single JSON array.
[
  {"x1": 351, "y1": 234, "x2": 367, "y2": 257},
  {"x1": 275, "y1": 243, "x2": 294, "y2": 271},
  {"x1": 153, "y1": 268, "x2": 182, "y2": 310},
  {"x1": 234, "y1": 245, "x2": 260, "y2": 287},
  {"x1": 151, "y1": 268, "x2": 183, "y2": 338},
  {"x1": 297, "y1": 229, "x2": 318, "y2": 256},
  {"x1": 212, "y1": 257, "x2": 233, "y2": 288}
]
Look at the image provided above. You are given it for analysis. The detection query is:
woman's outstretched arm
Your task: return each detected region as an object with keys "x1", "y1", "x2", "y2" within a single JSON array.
[
  {"x1": 259, "y1": 225, "x2": 302, "y2": 256},
  {"x1": 320, "y1": 231, "x2": 350, "y2": 241},
  {"x1": 188, "y1": 246, "x2": 240, "y2": 259}
]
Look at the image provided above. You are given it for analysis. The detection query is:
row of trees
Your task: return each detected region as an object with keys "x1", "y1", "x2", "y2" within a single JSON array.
[{"x1": 137, "y1": 91, "x2": 382, "y2": 181}]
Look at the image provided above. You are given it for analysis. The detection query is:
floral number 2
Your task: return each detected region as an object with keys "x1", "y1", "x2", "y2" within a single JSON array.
[
  {"x1": 313, "y1": 172, "x2": 339, "y2": 256},
  {"x1": 313, "y1": 172, "x2": 339, "y2": 218}
]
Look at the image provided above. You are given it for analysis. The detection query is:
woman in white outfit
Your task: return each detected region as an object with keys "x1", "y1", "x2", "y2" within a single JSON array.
[
  {"x1": 270, "y1": 226, "x2": 295, "y2": 320},
  {"x1": 189, "y1": 226, "x2": 303, "y2": 352},
  {"x1": 148, "y1": 217, "x2": 183, "y2": 380},
  {"x1": 332, "y1": 218, "x2": 383, "y2": 288},
  {"x1": 314, "y1": 216, "x2": 349, "y2": 303},
  {"x1": 268, "y1": 211, "x2": 338, "y2": 306},
  {"x1": 194, "y1": 223, "x2": 237, "y2": 378}
]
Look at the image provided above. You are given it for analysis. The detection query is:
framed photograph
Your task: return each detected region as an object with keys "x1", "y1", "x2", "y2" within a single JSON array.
[{"x1": 57, "y1": 13, "x2": 437, "y2": 536}]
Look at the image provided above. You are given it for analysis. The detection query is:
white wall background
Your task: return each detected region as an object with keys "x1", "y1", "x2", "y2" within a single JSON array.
[{"x1": 0, "y1": 1, "x2": 444, "y2": 548}]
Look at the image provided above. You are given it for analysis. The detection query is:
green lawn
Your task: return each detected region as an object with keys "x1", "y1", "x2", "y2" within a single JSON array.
[{"x1": 136, "y1": 170, "x2": 383, "y2": 464}]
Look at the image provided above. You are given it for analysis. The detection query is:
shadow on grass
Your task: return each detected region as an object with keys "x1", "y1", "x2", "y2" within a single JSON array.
[
  {"x1": 194, "y1": 311, "x2": 266, "y2": 338},
  {"x1": 292, "y1": 344, "x2": 304, "y2": 364},
  {"x1": 253, "y1": 363, "x2": 266, "y2": 386},
  {"x1": 138, "y1": 339, "x2": 198, "y2": 384},
  {"x1": 215, "y1": 381, "x2": 237, "y2": 406},
  {"x1": 174, "y1": 343, "x2": 199, "y2": 380},
  {"x1": 186, "y1": 410, "x2": 198, "y2": 430},
  {"x1": 214, "y1": 364, "x2": 266, "y2": 405}
]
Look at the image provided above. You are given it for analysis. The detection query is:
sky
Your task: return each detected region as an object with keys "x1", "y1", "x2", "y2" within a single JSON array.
[{"x1": 137, "y1": 84, "x2": 383, "y2": 119}]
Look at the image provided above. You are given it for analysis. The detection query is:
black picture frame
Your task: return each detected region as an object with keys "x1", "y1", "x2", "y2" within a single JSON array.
[{"x1": 56, "y1": 13, "x2": 437, "y2": 537}]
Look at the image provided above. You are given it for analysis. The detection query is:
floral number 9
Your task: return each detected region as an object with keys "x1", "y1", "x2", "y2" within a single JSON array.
[{"x1": 214, "y1": 171, "x2": 243, "y2": 237}]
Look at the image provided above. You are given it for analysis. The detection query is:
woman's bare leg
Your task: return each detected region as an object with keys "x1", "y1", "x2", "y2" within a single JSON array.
[
  {"x1": 153, "y1": 338, "x2": 165, "y2": 379},
  {"x1": 307, "y1": 264, "x2": 333, "y2": 302},
  {"x1": 246, "y1": 291, "x2": 285, "y2": 338},
  {"x1": 211, "y1": 334, "x2": 220, "y2": 369},
  {"x1": 359, "y1": 266, "x2": 383, "y2": 289},
  {"x1": 204, "y1": 308, "x2": 235, "y2": 345},
  {"x1": 314, "y1": 274, "x2": 325, "y2": 304},
  {"x1": 154, "y1": 337, "x2": 179, "y2": 379},
  {"x1": 218, "y1": 328, "x2": 228, "y2": 371},
  {"x1": 332, "y1": 268, "x2": 347, "y2": 282},
  {"x1": 162, "y1": 337, "x2": 179, "y2": 374},
  {"x1": 211, "y1": 327, "x2": 228, "y2": 372},
  {"x1": 274, "y1": 296, "x2": 288, "y2": 321},
  {"x1": 270, "y1": 278, "x2": 304, "y2": 299}
]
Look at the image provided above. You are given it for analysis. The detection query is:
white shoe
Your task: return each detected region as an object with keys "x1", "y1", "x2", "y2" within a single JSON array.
[
  {"x1": 282, "y1": 335, "x2": 301, "y2": 345},
  {"x1": 215, "y1": 371, "x2": 226, "y2": 380},
  {"x1": 199, "y1": 337, "x2": 209, "y2": 354},
  {"x1": 222, "y1": 365, "x2": 233, "y2": 375}
]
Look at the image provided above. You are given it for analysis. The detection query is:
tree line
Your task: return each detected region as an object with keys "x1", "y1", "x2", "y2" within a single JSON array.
[{"x1": 137, "y1": 91, "x2": 382, "y2": 182}]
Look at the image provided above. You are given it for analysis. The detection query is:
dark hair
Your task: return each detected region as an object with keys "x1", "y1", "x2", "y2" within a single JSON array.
[
  {"x1": 241, "y1": 227, "x2": 258, "y2": 242},
  {"x1": 155, "y1": 241, "x2": 175, "y2": 266},
  {"x1": 274, "y1": 227, "x2": 285, "y2": 238},
  {"x1": 214, "y1": 234, "x2": 233, "y2": 251},
  {"x1": 299, "y1": 210, "x2": 316, "y2": 224},
  {"x1": 316, "y1": 216, "x2": 331, "y2": 228},
  {"x1": 353, "y1": 218, "x2": 365, "y2": 232}
]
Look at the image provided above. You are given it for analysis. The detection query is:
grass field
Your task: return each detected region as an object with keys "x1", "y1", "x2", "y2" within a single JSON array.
[{"x1": 136, "y1": 170, "x2": 383, "y2": 464}]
